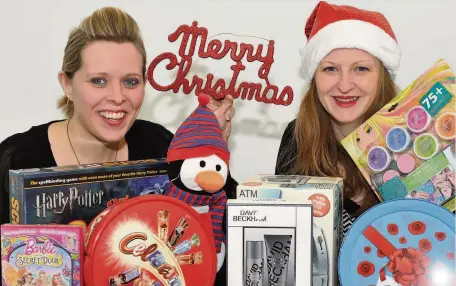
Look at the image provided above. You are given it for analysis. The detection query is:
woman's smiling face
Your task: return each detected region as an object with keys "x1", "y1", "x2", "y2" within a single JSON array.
[
  {"x1": 60, "y1": 41, "x2": 145, "y2": 143},
  {"x1": 315, "y1": 49, "x2": 381, "y2": 126}
]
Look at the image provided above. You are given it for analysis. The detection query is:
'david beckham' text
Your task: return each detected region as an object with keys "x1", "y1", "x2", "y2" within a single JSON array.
[{"x1": 147, "y1": 21, "x2": 294, "y2": 105}]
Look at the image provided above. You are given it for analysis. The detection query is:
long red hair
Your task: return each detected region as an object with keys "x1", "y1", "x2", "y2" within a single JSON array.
[{"x1": 293, "y1": 64, "x2": 398, "y2": 214}]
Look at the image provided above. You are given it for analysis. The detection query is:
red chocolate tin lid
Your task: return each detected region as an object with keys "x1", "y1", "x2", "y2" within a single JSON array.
[{"x1": 84, "y1": 195, "x2": 217, "y2": 286}]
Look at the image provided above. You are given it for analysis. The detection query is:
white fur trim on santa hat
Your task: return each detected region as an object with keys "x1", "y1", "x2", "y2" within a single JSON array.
[{"x1": 300, "y1": 19, "x2": 401, "y2": 83}]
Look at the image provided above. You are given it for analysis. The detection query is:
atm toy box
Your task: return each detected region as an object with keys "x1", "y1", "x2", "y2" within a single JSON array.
[
  {"x1": 341, "y1": 59, "x2": 456, "y2": 212},
  {"x1": 236, "y1": 175, "x2": 343, "y2": 286},
  {"x1": 9, "y1": 159, "x2": 170, "y2": 227}
]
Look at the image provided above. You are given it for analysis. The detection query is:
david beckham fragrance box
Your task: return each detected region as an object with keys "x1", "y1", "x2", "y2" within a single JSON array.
[{"x1": 226, "y1": 198, "x2": 313, "y2": 286}]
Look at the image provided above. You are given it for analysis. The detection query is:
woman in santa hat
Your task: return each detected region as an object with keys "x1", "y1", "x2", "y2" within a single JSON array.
[{"x1": 275, "y1": 1, "x2": 401, "y2": 235}]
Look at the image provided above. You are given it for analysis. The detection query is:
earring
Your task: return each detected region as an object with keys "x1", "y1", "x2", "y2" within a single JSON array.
[{"x1": 65, "y1": 95, "x2": 73, "y2": 107}]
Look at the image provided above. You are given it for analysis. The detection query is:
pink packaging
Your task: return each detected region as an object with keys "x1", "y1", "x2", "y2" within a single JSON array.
[{"x1": 1, "y1": 224, "x2": 83, "y2": 286}]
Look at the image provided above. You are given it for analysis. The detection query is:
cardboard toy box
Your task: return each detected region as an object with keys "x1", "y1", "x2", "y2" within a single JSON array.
[
  {"x1": 235, "y1": 175, "x2": 343, "y2": 286},
  {"x1": 9, "y1": 159, "x2": 170, "y2": 226},
  {"x1": 341, "y1": 59, "x2": 456, "y2": 212},
  {"x1": 227, "y1": 198, "x2": 313, "y2": 286}
]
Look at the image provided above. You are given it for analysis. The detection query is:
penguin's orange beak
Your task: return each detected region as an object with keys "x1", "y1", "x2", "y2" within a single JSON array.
[{"x1": 195, "y1": 171, "x2": 225, "y2": 193}]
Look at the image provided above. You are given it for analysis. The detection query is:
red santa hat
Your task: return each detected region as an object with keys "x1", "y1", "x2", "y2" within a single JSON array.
[
  {"x1": 167, "y1": 93, "x2": 230, "y2": 165},
  {"x1": 300, "y1": 1, "x2": 400, "y2": 84}
]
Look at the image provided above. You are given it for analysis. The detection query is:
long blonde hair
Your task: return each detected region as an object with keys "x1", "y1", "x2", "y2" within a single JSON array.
[
  {"x1": 57, "y1": 7, "x2": 147, "y2": 118},
  {"x1": 293, "y1": 64, "x2": 398, "y2": 214}
]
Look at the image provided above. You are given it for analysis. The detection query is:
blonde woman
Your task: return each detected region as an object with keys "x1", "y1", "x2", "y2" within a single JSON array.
[
  {"x1": 0, "y1": 7, "x2": 235, "y2": 222},
  {"x1": 0, "y1": 7, "x2": 235, "y2": 285}
]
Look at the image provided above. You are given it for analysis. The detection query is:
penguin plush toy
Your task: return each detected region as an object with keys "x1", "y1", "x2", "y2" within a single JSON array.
[{"x1": 163, "y1": 92, "x2": 229, "y2": 272}]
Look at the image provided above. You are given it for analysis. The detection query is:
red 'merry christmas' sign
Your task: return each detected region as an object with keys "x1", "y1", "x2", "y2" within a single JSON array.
[{"x1": 147, "y1": 21, "x2": 294, "y2": 106}]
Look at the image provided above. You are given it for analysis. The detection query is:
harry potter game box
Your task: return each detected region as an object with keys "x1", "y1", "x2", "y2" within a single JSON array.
[{"x1": 9, "y1": 159, "x2": 170, "y2": 226}]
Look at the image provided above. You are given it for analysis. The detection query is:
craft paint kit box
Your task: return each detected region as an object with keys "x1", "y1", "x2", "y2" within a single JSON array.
[
  {"x1": 341, "y1": 59, "x2": 456, "y2": 212},
  {"x1": 1, "y1": 224, "x2": 84, "y2": 286},
  {"x1": 226, "y1": 198, "x2": 313, "y2": 286},
  {"x1": 9, "y1": 159, "x2": 170, "y2": 226},
  {"x1": 235, "y1": 175, "x2": 343, "y2": 286}
]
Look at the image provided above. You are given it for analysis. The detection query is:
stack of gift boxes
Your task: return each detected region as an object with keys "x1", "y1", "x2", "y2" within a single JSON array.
[
  {"x1": 227, "y1": 175, "x2": 343, "y2": 286},
  {"x1": 2, "y1": 159, "x2": 171, "y2": 285},
  {"x1": 2, "y1": 161, "x2": 340, "y2": 286}
]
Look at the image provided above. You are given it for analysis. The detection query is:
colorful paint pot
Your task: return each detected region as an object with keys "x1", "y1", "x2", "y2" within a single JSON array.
[
  {"x1": 367, "y1": 146, "x2": 391, "y2": 172},
  {"x1": 386, "y1": 127, "x2": 411, "y2": 152},
  {"x1": 396, "y1": 153, "x2": 416, "y2": 174},
  {"x1": 383, "y1": 169, "x2": 400, "y2": 183},
  {"x1": 435, "y1": 112, "x2": 456, "y2": 140},
  {"x1": 406, "y1": 106, "x2": 432, "y2": 133},
  {"x1": 413, "y1": 133, "x2": 440, "y2": 160}
]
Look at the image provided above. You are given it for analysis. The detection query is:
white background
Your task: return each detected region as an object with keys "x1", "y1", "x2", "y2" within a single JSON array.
[{"x1": 0, "y1": 0, "x2": 455, "y2": 182}]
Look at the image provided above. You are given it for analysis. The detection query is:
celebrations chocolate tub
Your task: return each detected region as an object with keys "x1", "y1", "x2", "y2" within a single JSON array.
[{"x1": 84, "y1": 195, "x2": 217, "y2": 286}]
